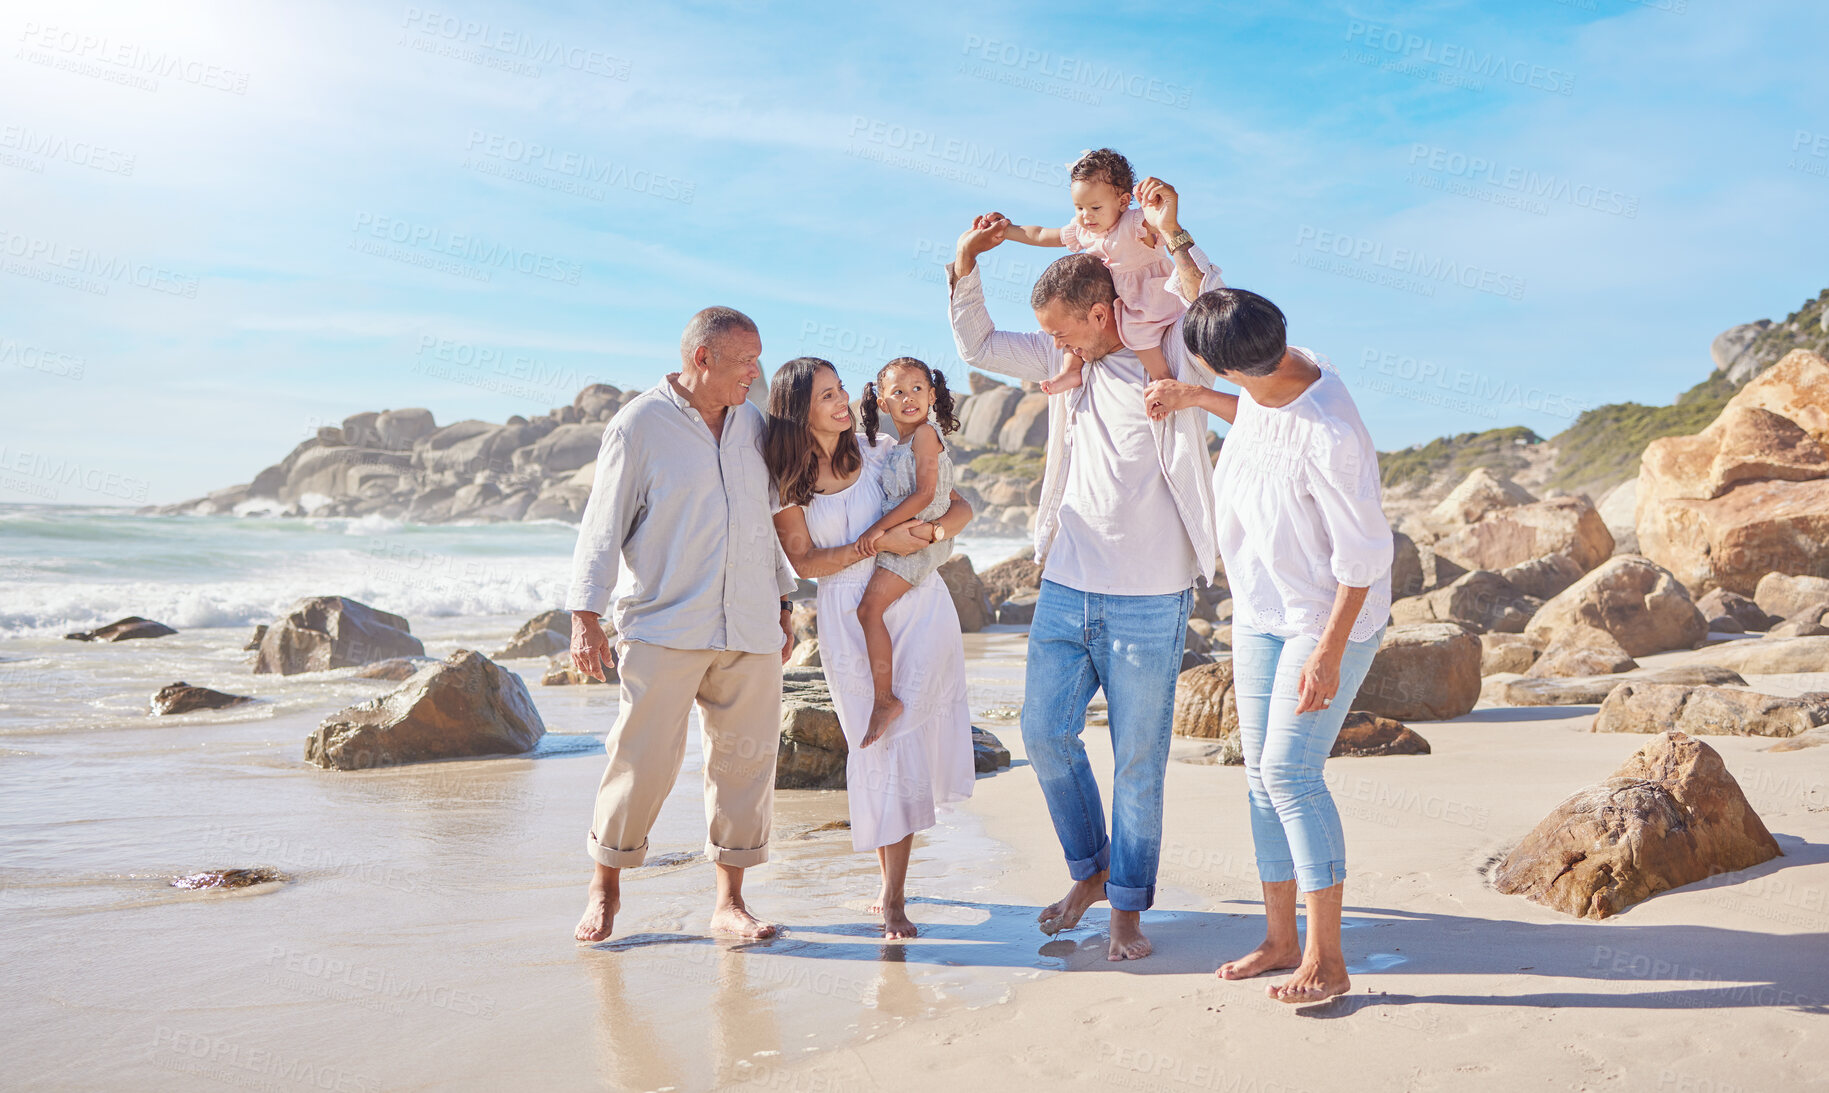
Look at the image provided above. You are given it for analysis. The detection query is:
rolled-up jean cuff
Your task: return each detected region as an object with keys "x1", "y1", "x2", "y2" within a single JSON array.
[
  {"x1": 588, "y1": 833, "x2": 648, "y2": 869},
  {"x1": 1106, "y1": 882, "x2": 1153, "y2": 912},
  {"x1": 706, "y1": 841, "x2": 770, "y2": 868},
  {"x1": 1255, "y1": 859, "x2": 1297, "y2": 885},
  {"x1": 1297, "y1": 862, "x2": 1346, "y2": 893},
  {"x1": 1067, "y1": 841, "x2": 1111, "y2": 882}
]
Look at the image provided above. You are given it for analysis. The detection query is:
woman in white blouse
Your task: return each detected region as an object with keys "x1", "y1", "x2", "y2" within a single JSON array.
[{"x1": 1144, "y1": 288, "x2": 1393, "y2": 1004}]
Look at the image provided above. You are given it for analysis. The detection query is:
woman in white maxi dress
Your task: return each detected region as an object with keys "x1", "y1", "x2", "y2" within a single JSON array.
[{"x1": 765, "y1": 357, "x2": 976, "y2": 939}]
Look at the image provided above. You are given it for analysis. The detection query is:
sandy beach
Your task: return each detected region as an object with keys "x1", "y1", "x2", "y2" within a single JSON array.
[{"x1": 6, "y1": 608, "x2": 1826, "y2": 1092}]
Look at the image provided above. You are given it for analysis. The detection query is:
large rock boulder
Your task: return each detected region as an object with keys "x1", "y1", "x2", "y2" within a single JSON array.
[
  {"x1": 777, "y1": 677, "x2": 847, "y2": 789},
  {"x1": 980, "y1": 552, "x2": 1044, "y2": 609},
  {"x1": 959, "y1": 386, "x2": 1023, "y2": 448},
  {"x1": 1673, "y1": 635, "x2": 1829, "y2": 675},
  {"x1": 280, "y1": 447, "x2": 413, "y2": 504},
  {"x1": 997, "y1": 393, "x2": 1050, "y2": 452},
  {"x1": 1770, "y1": 605, "x2": 1829, "y2": 638},
  {"x1": 1752, "y1": 573, "x2": 1829, "y2": 621},
  {"x1": 1389, "y1": 570, "x2": 1538, "y2": 634},
  {"x1": 1431, "y1": 497, "x2": 1614, "y2": 576},
  {"x1": 375, "y1": 408, "x2": 436, "y2": 450},
  {"x1": 1524, "y1": 555, "x2": 1707, "y2": 657},
  {"x1": 1352, "y1": 623, "x2": 1482, "y2": 721},
  {"x1": 305, "y1": 650, "x2": 544, "y2": 770},
  {"x1": 1524, "y1": 625, "x2": 1637, "y2": 679},
  {"x1": 936, "y1": 555, "x2": 993, "y2": 632},
  {"x1": 1499, "y1": 553, "x2": 1585, "y2": 601},
  {"x1": 1390, "y1": 531, "x2": 1424, "y2": 598},
  {"x1": 1594, "y1": 683, "x2": 1829, "y2": 738},
  {"x1": 1173, "y1": 660, "x2": 1240, "y2": 763},
  {"x1": 1637, "y1": 350, "x2": 1829, "y2": 595},
  {"x1": 1712, "y1": 320, "x2": 1772, "y2": 377},
  {"x1": 1484, "y1": 665, "x2": 1745, "y2": 708},
  {"x1": 496, "y1": 609, "x2": 571, "y2": 659},
  {"x1": 1492, "y1": 731, "x2": 1780, "y2": 919},
  {"x1": 1697, "y1": 587, "x2": 1773, "y2": 633},
  {"x1": 1424, "y1": 467, "x2": 1534, "y2": 532},
  {"x1": 512, "y1": 422, "x2": 603, "y2": 475},
  {"x1": 1330, "y1": 713, "x2": 1430, "y2": 757},
  {"x1": 972, "y1": 727, "x2": 1012, "y2": 772},
  {"x1": 64, "y1": 616, "x2": 177, "y2": 642},
  {"x1": 151, "y1": 683, "x2": 254, "y2": 715},
  {"x1": 1480, "y1": 632, "x2": 1542, "y2": 676},
  {"x1": 254, "y1": 596, "x2": 424, "y2": 675}
]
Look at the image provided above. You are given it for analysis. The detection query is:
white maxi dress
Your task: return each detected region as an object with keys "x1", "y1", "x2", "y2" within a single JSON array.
[{"x1": 802, "y1": 433, "x2": 976, "y2": 851}]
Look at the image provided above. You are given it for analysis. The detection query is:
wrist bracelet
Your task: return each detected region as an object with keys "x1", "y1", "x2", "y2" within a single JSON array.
[{"x1": 780, "y1": 599, "x2": 792, "y2": 612}]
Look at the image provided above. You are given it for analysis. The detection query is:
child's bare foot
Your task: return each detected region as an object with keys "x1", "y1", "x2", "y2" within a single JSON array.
[
  {"x1": 862, "y1": 695, "x2": 903, "y2": 747},
  {"x1": 1266, "y1": 958, "x2": 1350, "y2": 1003},
  {"x1": 1217, "y1": 939, "x2": 1302, "y2": 980}
]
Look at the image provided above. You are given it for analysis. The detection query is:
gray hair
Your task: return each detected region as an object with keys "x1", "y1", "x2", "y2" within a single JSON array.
[
  {"x1": 1030, "y1": 253, "x2": 1118, "y2": 318},
  {"x1": 680, "y1": 306, "x2": 759, "y2": 364}
]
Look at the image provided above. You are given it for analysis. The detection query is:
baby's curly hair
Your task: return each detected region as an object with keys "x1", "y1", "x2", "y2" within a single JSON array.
[{"x1": 1070, "y1": 148, "x2": 1135, "y2": 196}]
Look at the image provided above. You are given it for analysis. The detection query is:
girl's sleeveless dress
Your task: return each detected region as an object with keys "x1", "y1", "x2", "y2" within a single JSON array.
[
  {"x1": 874, "y1": 422, "x2": 955, "y2": 586},
  {"x1": 1060, "y1": 205, "x2": 1183, "y2": 353},
  {"x1": 803, "y1": 433, "x2": 975, "y2": 851}
]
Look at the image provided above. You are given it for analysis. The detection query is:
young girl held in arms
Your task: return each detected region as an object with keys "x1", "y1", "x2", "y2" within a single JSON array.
[{"x1": 855, "y1": 358, "x2": 960, "y2": 746}]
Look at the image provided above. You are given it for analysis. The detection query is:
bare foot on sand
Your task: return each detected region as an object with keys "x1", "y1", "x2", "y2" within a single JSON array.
[
  {"x1": 1037, "y1": 872, "x2": 1107, "y2": 936},
  {"x1": 1267, "y1": 958, "x2": 1350, "y2": 1003},
  {"x1": 1217, "y1": 940, "x2": 1302, "y2": 980},
  {"x1": 1107, "y1": 909, "x2": 1151, "y2": 961},
  {"x1": 575, "y1": 876, "x2": 620, "y2": 942},
  {"x1": 878, "y1": 894, "x2": 917, "y2": 940},
  {"x1": 710, "y1": 899, "x2": 778, "y2": 939},
  {"x1": 861, "y1": 695, "x2": 903, "y2": 748}
]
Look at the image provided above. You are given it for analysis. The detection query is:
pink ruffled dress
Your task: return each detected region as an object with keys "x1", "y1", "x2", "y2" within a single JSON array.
[{"x1": 1060, "y1": 205, "x2": 1182, "y2": 353}]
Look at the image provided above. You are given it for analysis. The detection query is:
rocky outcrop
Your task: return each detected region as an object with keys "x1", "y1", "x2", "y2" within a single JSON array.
[
  {"x1": 996, "y1": 592, "x2": 1038, "y2": 626},
  {"x1": 777, "y1": 676, "x2": 847, "y2": 789},
  {"x1": 1524, "y1": 625, "x2": 1637, "y2": 679},
  {"x1": 254, "y1": 596, "x2": 424, "y2": 675},
  {"x1": 1422, "y1": 467, "x2": 1534, "y2": 533},
  {"x1": 1594, "y1": 683, "x2": 1829, "y2": 738},
  {"x1": 1697, "y1": 587, "x2": 1773, "y2": 633},
  {"x1": 1431, "y1": 497, "x2": 1614, "y2": 576},
  {"x1": 1769, "y1": 606, "x2": 1829, "y2": 638},
  {"x1": 979, "y1": 553, "x2": 1044, "y2": 610},
  {"x1": 1484, "y1": 665, "x2": 1746, "y2": 708},
  {"x1": 1499, "y1": 552, "x2": 1586, "y2": 601},
  {"x1": 305, "y1": 650, "x2": 545, "y2": 770},
  {"x1": 1390, "y1": 531, "x2": 1424, "y2": 598},
  {"x1": 785, "y1": 639, "x2": 821, "y2": 669},
  {"x1": 958, "y1": 386, "x2": 1023, "y2": 447},
  {"x1": 151, "y1": 683, "x2": 254, "y2": 715},
  {"x1": 1674, "y1": 635, "x2": 1829, "y2": 675},
  {"x1": 64, "y1": 616, "x2": 176, "y2": 642},
  {"x1": 1637, "y1": 350, "x2": 1829, "y2": 594},
  {"x1": 1492, "y1": 731, "x2": 1780, "y2": 919},
  {"x1": 1480, "y1": 632, "x2": 1541, "y2": 676},
  {"x1": 1524, "y1": 555, "x2": 1707, "y2": 657},
  {"x1": 998, "y1": 393, "x2": 1050, "y2": 452},
  {"x1": 1330, "y1": 713, "x2": 1430, "y2": 757},
  {"x1": 352, "y1": 657, "x2": 438, "y2": 681},
  {"x1": 1352, "y1": 623, "x2": 1482, "y2": 721},
  {"x1": 496, "y1": 609, "x2": 571, "y2": 659},
  {"x1": 1752, "y1": 572, "x2": 1829, "y2": 621},
  {"x1": 1173, "y1": 660, "x2": 1238, "y2": 743},
  {"x1": 1389, "y1": 570, "x2": 1539, "y2": 634},
  {"x1": 937, "y1": 555, "x2": 993, "y2": 632}
]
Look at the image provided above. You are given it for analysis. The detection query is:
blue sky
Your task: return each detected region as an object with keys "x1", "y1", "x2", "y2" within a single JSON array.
[{"x1": 2, "y1": 0, "x2": 1824, "y2": 504}]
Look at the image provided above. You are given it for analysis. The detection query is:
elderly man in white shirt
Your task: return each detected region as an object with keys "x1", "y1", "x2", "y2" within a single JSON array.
[
  {"x1": 568, "y1": 306, "x2": 798, "y2": 944},
  {"x1": 947, "y1": 179, "x2": 1233, "y2": 961}
]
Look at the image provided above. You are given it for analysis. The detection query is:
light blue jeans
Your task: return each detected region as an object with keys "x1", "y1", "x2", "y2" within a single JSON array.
[
  {"x1": 1231, "y1": 625, "x2": 1386, "y2": 893},
  {"x1": 1021, "y1": 580, "x2": 1192, "y2": 912}
]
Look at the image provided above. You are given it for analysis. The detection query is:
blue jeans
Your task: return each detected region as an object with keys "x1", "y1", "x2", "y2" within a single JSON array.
[
  {"x1": 1021, "y1": 579, "x2": 1192, "y2": 912},
  {"x1": 1231, "y1": 625, "x2": 1385, "y2": 893}
]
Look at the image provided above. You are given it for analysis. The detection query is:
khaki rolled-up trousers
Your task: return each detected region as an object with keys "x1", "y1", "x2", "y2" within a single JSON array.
[{"x1": 587, "y1": 641, "x2": 780, "y2": 869}]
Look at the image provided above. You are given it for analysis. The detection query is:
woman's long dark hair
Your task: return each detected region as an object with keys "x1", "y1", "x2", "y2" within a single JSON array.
[
  {"x1": 861, "y1": 357, "x2": 959, "y2": 444},
  {"x1": 764, "y1": 357, "x2": 862, "y2": 508}
]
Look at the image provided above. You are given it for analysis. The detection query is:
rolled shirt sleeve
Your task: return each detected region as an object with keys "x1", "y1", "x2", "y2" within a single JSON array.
[
  {"x1": 948, "y1": 266, "x2": 1057, "y2": 383},
  {"x1": 567, "y1": 427, "x2": 641, "y2": 616},
  {"x1": 1308, "y1": 423, "x2": 1394, "y2": 590}
]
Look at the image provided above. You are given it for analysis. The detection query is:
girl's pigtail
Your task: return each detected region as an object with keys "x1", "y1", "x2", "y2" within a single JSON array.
[
  {"x1": 930, "y1": 369, "x2": 959, "y2": 435},
  {"x1": 860, "y1": 381, "x2": 880, "y2": 444}
]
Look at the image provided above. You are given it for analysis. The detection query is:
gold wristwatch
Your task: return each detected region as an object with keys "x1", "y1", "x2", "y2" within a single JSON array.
[
  {"x1": 930, "y1": 523, "x2": 947, "y2": 543},
  {"x1": 1163, "y1": 228, "x2": 1194, "y2": 252}
]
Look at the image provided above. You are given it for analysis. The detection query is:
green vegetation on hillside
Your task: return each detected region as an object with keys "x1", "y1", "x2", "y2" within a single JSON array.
[
  {"x1": 1742, "y1": 288, "x2": 1829, "y2": 370},
  {"x1": 1546, "y1": 371, "x2": 1737, "y2": 494},
  {"x1": 1377, "y1": 426, "x2": 1542, "y2": 490},
  {"x1": 969, "y1": 449, "x2": 1045, "y2": 480}
]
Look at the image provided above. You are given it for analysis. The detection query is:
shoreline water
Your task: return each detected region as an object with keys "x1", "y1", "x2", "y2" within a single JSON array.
[{"x1": 7, "y1": 509, "x2": 1829, "y2": 1091}]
